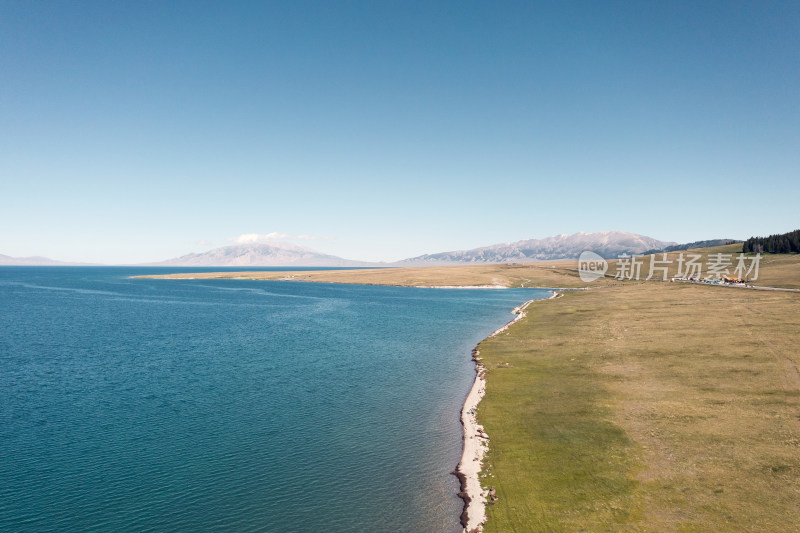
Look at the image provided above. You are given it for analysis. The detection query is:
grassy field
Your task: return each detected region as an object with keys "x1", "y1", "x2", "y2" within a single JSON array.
[{"x1": 477, "y1": 282, "x2": 800, "y2": 531}]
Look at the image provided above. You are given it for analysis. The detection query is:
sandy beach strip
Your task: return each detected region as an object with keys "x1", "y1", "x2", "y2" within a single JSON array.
[{"x1": 455, "y1": 290, "x2": 560, "y2": 532}]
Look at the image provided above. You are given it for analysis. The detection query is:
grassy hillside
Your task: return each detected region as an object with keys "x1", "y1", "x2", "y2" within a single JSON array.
[{"x1": 746, "y1": 253, "x2": 800, "y2": 289}]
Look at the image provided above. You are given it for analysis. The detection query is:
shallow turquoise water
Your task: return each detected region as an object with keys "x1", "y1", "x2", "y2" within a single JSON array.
[{"x1": 0, "y1": 267, "x2": 549, "y2": 532}]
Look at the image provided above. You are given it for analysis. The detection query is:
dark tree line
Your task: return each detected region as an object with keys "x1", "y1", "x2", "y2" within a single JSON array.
[{"x1": 743, "y1": 229, "x2": 800, "y2": 253}]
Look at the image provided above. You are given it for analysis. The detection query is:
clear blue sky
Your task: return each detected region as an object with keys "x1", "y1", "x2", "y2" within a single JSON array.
[{"x1": 1, "y1": 1, "x2": 798, "y2": 263}]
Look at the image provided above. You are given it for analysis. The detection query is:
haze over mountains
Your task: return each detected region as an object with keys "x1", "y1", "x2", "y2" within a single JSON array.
[
  {"x1": 0, "y1": 253, "x2": 94, "y2": 266},
  {"x1": 1, "y1": 232, "x2": 738, "y2": 267}
]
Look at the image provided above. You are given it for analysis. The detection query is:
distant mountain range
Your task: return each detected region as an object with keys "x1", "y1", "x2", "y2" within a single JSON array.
[
  {"x1": 2, "y1": 232, "x2": 741, "y2": 267},
  {"x1": 147, "y1": 242, "x2": 378, "y2": 267},
  {"x1": 0, "y1": 253, "x2": 94, "y2": 266},
  {"x1": 397, "y1": 231, "x2": 678, "y2": 265}
]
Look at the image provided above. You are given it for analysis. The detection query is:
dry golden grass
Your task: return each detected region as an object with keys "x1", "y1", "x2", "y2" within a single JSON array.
[{"x1": 134, "y1": 261, "x2": 605, "y2": 288}]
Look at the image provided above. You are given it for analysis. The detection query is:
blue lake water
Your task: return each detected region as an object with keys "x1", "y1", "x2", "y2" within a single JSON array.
[{"x1": 0, "y1": 267, "x2": 549, "y2": 532}]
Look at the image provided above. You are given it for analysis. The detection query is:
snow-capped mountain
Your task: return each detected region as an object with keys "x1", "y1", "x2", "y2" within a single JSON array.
[{"x1": 150, "y1": 242, "x2": 376, "y2": 267}]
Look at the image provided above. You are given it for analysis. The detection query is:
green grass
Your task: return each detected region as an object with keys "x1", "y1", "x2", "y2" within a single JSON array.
[
  {"x1": 478, "y1": 283, "x2": 800, "y2": 531},
  {"x1": 477, "y1": 295, "x2": 643, "y2": 531}
]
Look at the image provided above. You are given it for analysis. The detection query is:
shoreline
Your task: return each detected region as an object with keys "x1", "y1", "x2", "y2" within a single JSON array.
[
  {"x1": 417, "y1": 284, "x2": 508, "y2": 289},
  {"x1": 454, "y1": 290, "x2": 561, "y2": 532}
]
